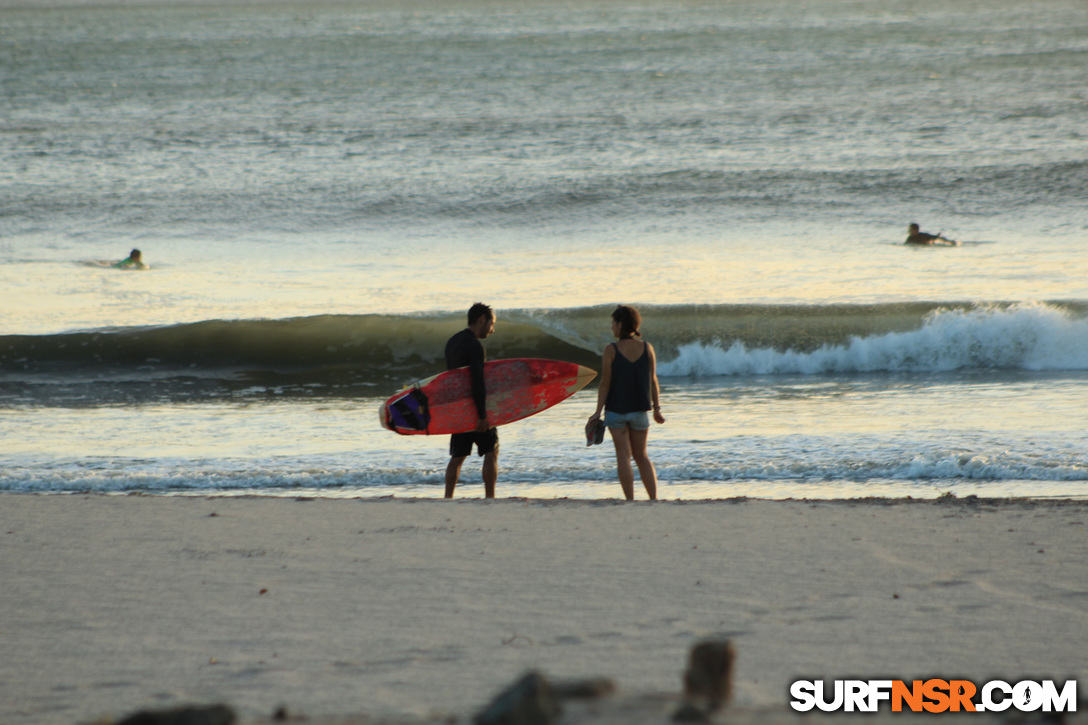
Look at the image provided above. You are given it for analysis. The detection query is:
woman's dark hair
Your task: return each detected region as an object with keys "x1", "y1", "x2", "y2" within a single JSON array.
[{"x1": 612, "y1": 305, "x2": 642, "y2": 339}]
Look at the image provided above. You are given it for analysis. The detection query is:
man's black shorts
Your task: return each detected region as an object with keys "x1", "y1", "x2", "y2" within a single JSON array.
[{"x1": 450, "y1": 428, "x2": 499, "y2": 458}]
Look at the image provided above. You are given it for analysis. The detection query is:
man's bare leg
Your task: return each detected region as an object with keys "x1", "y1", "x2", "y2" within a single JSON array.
[
  {"x1": 445, "y1": 456, "x2": 467, "y2": 498},
  {"x1": 482, "y1": 450, "x2": 498, "y2": 499}
]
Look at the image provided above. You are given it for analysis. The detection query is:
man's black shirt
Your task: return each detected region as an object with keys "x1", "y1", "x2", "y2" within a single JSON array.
[{"x1": 444, "y1": 328, "x2": 487, "y2": 419}]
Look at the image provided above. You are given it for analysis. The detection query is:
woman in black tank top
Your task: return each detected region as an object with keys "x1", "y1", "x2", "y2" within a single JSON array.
[{"x1": 588, "y1": 305, "x2": 665, "y2": 500}]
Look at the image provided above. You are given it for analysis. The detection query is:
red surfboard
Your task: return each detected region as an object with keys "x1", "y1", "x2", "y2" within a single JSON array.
[{"x1": 379, "y1": 358, "x2": 597, "y2": 435}]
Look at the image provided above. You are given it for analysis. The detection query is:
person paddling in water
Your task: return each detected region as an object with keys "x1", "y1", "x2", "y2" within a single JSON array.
[
  {"x1": 588, "y1": 305, "x2": 665, "y2": 501},
  {"x1": 113, "y1": 249, "x2": 148, "y2": 269},
  {"x1": 905, "y1": 223, "x2": 956, "y2": 246}
]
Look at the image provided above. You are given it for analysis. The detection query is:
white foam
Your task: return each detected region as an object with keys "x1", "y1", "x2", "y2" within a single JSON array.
[{"x1": 658, "y1": 302, "x2": 1088, "y2": 376}]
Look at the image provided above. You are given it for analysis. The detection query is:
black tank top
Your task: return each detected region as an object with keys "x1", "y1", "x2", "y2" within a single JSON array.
[{"x1": 605, "y1": 342, "x2": 652, "y2": 413}]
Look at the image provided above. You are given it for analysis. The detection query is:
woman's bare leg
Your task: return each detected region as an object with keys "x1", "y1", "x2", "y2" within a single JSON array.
[
  {"x1": 628, "y1": 427, "x2": 657, "y2": 500},
  {"x1": 609, "y1": 426, "x2": 635, "y2": 500}
]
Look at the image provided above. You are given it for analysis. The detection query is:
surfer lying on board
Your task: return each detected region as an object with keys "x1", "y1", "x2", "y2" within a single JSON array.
[
  {"x1": 905, "y1": 223, "x2": 957, "y2": 246},
  {"x1": 588, "y1": 305, "x2": 665, "y2": 501},
  {"x1": 444, "y1": 302, "x2": 498, "y2": 498},
  {"x1": 113, "y1": 248, "x2": 149, "y2": 269}
]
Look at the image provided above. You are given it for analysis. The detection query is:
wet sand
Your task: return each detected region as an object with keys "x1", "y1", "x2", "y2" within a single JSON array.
[{"x1": 1, "y1": 494, "x2": 1086, "y2": 724}]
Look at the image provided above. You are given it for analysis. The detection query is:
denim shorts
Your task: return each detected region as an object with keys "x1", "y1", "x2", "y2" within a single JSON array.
[{"x1": 604, "y1": 410, "x2": 650, "y2": 431}]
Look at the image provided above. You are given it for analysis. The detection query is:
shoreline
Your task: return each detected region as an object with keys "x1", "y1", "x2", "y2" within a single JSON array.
[
  {"x1": 11, "y1": 488, "x2": 1088, "y2": 502},
  {"x1": 2, "y1": 494, "x2": 1086, "y2": 724}
]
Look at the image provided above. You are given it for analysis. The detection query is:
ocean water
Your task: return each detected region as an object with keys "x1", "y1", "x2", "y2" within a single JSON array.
[{"x1": 2, "y1": 0, "x2": 1087, "y2": 499}]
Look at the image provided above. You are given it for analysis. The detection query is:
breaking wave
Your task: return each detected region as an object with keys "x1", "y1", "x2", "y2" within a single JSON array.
[
  {"x1": 657, "y1": 301, "x2": 1088, "y2": 376},
  {"x1": 2, "y1": 301, "x2": 1086, "y2": 404}
]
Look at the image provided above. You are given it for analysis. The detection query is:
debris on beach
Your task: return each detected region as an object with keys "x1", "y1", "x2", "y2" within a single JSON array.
[
  {"x1": 113, "y1": 704, "x2": 236, "y2": 725},
  {"x1": 673, "y1": 639, "x2": 736, "y2": 722},
  {"x1": 474, "y1": 671, "x2": 561, "y2": 725}
]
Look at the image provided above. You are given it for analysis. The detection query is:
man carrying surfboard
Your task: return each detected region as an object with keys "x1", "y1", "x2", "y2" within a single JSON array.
[{"x1": 444, "y1": 303, "x2": 498, "y2": 498}]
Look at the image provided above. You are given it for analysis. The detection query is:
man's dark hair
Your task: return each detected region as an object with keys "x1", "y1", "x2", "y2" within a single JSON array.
[{"x1": 468, "y1": 302, "x2": 493, "y2": 326}]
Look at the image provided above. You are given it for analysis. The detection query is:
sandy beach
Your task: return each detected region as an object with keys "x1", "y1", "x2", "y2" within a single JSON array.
[{"x1": 2, "y1": 494, "x2": 1086, "y2": 724}]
